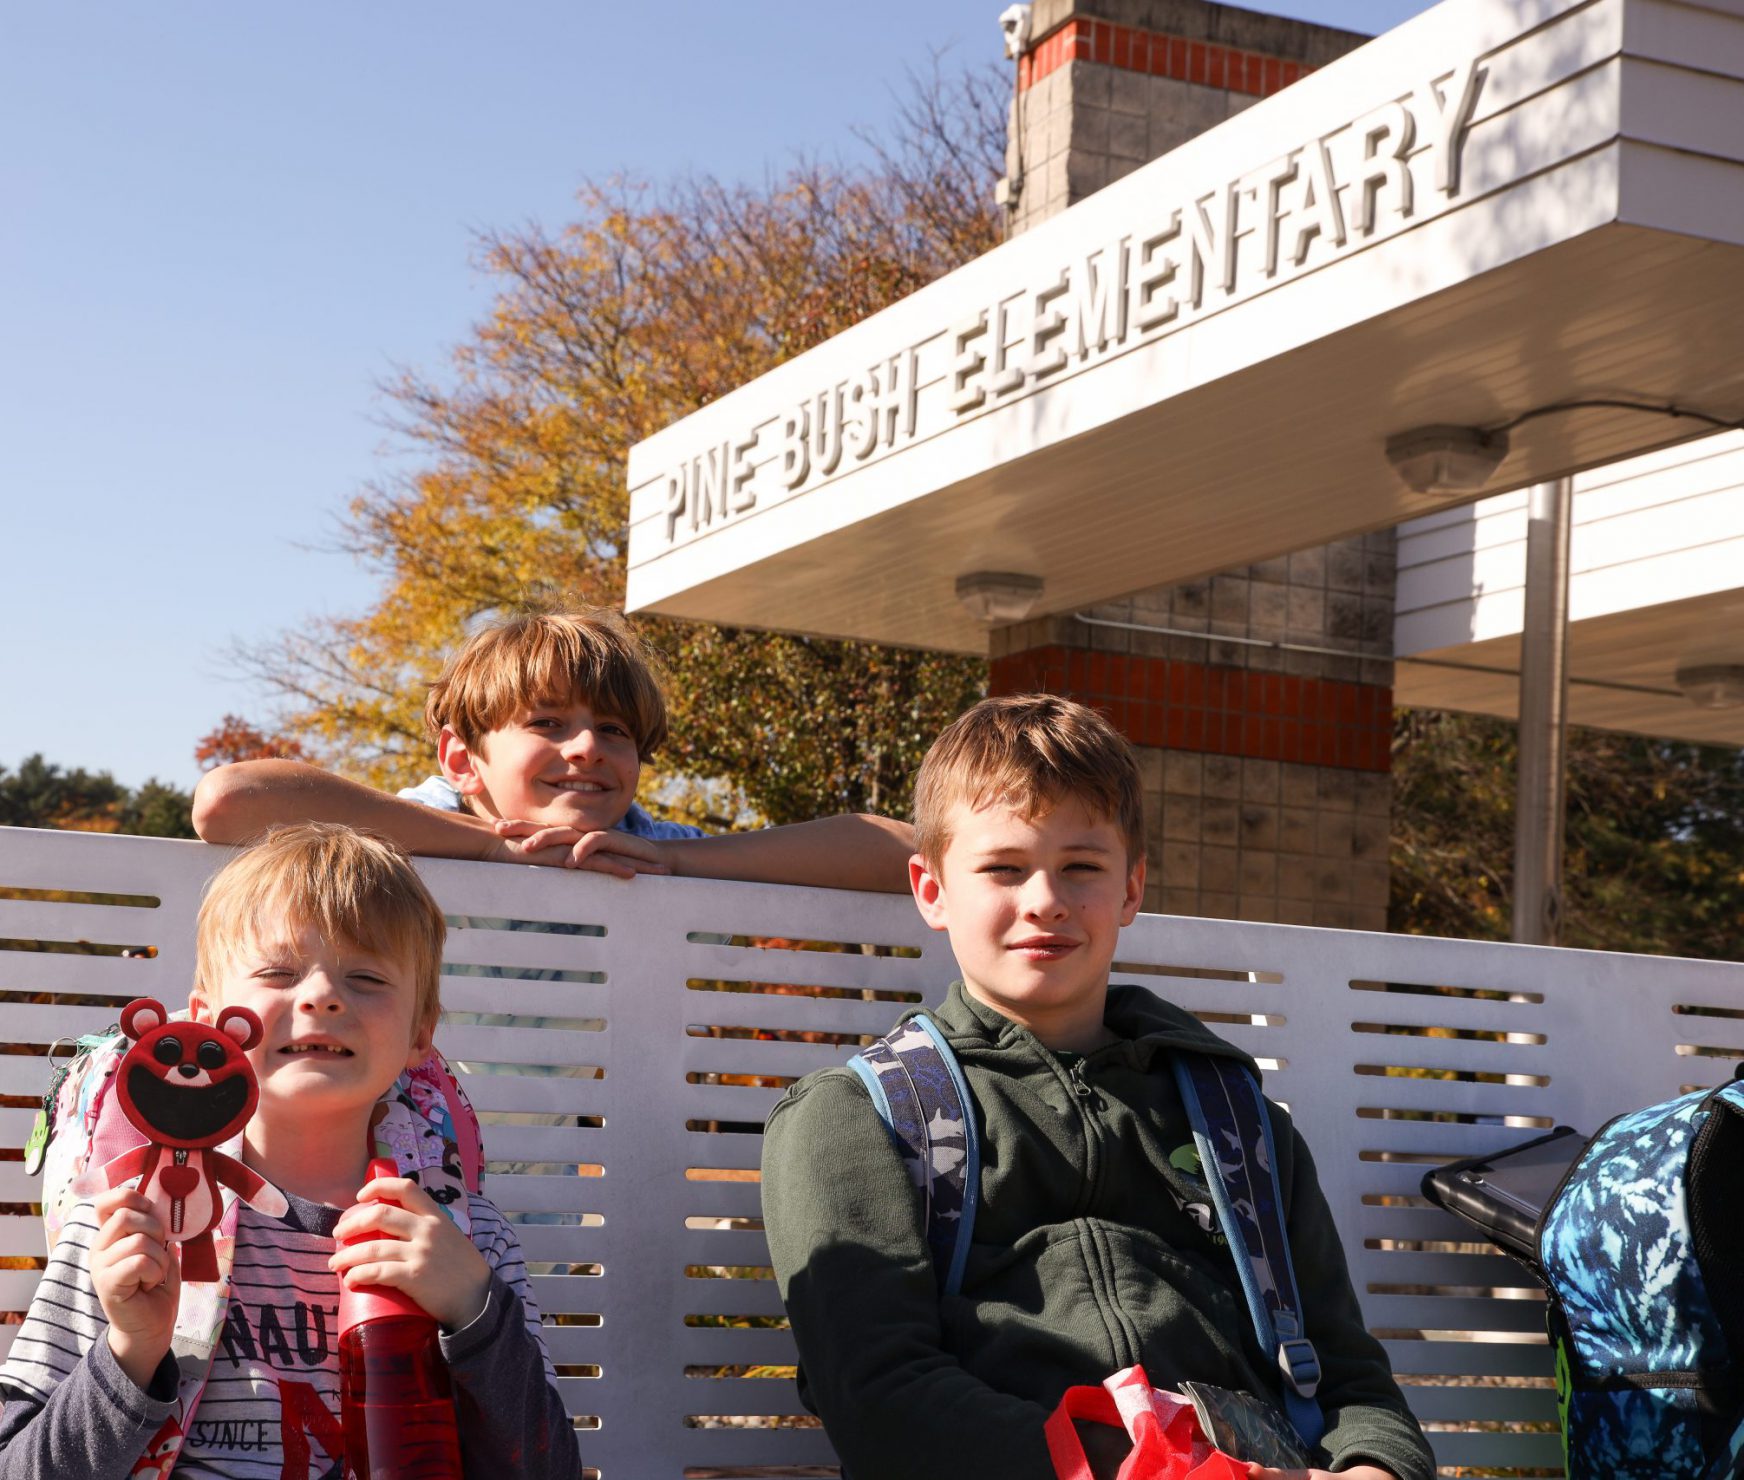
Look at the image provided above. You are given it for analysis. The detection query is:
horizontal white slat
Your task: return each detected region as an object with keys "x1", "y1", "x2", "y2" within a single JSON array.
[
  {"x1": 0, "y1": 951, "x2": 170, "y2": 997},
  {"x1": 0, "y1": 1057, "x2": 54, "y2": 1100},
  {"x1": 438, "y1": 977, "x2": 607, "y2": 1018},
  {"x1": 678, "y1": 1039, "x2": 866, "y2": 1079},
  {"x1": 433, "y1": 1024, "x2": 607, "y2": 1067},
  {"x1": 0, "y1": 899, "x2": 173, "y2": 947},
  {"x1": 0, "y1": 1164, "x2": 42, "y2": 1202},
  {"x1": 458, "y1": 1075, "x2": 607, "y2": 1115},
  {"x1": 0, "y1": 1271, "x2": 47, "y2": 1308}
]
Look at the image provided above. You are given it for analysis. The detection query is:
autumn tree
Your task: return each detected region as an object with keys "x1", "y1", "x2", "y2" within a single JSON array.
[
  {"x1": 194, "y1": 714, "x2": 308, "y2": 769},
  {"x1": 239, "y1": 64, "x2": 1003, "y2": 820},
  {"x1": 1391, "y1": 708, "x2": 1744, "y2": 959}
]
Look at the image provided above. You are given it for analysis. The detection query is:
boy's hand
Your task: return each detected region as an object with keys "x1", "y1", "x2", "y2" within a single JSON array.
[
  {"x1": 89, "y1": 1186, "x2": 180, "y2": 1390},
  {"x1": 490, "y1": 818, "x2": 672, "y2": 878},
  {"x1": 1246, "y1": 1467, "x2": 1397, "y2": 1480},
  {"x1": 330, "y1": 1174, "x2": 492, "y2": 1331}
]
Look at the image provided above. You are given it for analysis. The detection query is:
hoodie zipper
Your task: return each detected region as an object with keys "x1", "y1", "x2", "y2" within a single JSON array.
[
  {"x1": 1064, "y1": 1055, "x2": 1144, "y2": 1368},
  {"x1": 1066, "y1": 1057, "x2": 1106, "y2": 1220},
  {"x1": 1069, "y1": 1058, "x2": 1105, "y2": 1110}
]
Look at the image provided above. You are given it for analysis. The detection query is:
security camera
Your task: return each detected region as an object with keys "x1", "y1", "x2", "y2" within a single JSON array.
[{"x1": 999, "y1": 3, "x2": 1032, "y2": 59}]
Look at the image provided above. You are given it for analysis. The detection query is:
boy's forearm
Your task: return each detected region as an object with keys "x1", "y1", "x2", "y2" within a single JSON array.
[
  {"x1": 663, "y1": 813, "x2": 915, "y2": 892},
  {"x1": 193, "y1": 761, "x2": 499, "y2": 861},
  {"x1": 443, "y1": 1275, "x2": 581, "y2": 1477},
  {"x1": 0, "y1": 1340, "x2": 177, "y2": 1480}
]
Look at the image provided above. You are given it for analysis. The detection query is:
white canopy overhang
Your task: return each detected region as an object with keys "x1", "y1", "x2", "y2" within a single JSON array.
[
  {"x1": 1396, "y1": 431, "x2": 1744, "y2": 744},
  {"x1": 625, "y1": 0, "x2": 1744, "y2": 656}
]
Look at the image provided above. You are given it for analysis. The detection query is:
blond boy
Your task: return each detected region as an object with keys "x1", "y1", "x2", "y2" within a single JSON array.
[
  {"x1": 194, "y1": 606, "x2": 913, "y2": 890},
  {"x1": 761, "y1": 696, "x2": 1432, "y2": 1480},
  {"x1": 0, "y1": 824, "x2": 579, "y2": 1477}
]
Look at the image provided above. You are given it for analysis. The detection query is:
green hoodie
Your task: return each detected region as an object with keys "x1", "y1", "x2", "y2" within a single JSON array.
[{"x1": 761, "y1": 981, "x2": 1433, "y2": 1480}]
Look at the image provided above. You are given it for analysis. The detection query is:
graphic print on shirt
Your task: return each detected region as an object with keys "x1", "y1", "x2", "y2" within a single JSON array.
[
  {"x1": 180, "y1": 1286, "x2": 344, "y2": 1477},
  {"x1": 129, "y1": 1409, "x2": 184, "y2": 1478},
  {"x1": 1166, "y1": 1141, "x2": 1224, "y2": 1242}
]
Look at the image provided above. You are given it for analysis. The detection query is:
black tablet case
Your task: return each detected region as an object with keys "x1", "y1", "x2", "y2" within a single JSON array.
[{"x1": 1420, "y1": 1124, "x2": 1589, "y2": 1269}]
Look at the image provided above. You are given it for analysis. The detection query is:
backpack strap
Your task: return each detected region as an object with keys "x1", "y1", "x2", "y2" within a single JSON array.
[
  {"x1": 1172, "y1": 1051, "x2": 1326, "y2": 1449},
  {"x1": 847, "y1": 1013, "x2": 980, "y2": 1297}
]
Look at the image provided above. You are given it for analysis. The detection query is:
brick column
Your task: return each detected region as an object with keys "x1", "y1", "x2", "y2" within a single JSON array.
[
  {"x1": 995, "y1": 1, "x2": 1395, "y2": 930},
  {"x1": 1006, "y1": 0, "x2": 1362, "y2": 231}
]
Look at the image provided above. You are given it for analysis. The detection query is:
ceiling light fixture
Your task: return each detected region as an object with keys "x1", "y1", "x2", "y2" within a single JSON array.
[
  {"x1": 956, "y1": 571, "x2": 1044, "y2": 625},
  {"x1": 1384, "y1": 424, "x2": 1509, "y2": 495}
]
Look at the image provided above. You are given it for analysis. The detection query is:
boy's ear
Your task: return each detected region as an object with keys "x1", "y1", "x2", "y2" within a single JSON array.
[
  {"x1": 1120, "y1": 855, "x2": 1147, "y2": 927},
  {"x1": 405, "y1": 1011, "x2": 437, "y2": 1072},
  {"x1": 188, "y1": 986, "x2": 213, "y2": 1024},
  {"x1": 436, "y1": 726, "x2": 487, "y2": 797},
  {"x1": 909, "y1": 853, "x2": 951, "y2": 934}
]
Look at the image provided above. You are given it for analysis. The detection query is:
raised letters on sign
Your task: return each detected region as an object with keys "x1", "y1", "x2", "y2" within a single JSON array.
[{"x1": 658, "y1": 59, "x2": 1484, "y2": 547}]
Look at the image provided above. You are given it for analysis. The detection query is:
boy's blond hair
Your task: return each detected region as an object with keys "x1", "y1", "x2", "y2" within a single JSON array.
[
  {"x1": 425, "y1": 606, "x2": 669, "y2": 759},
  {"x1": 196, "y1": 823, "x2": 447, "y2": 1031},
  {"x1": 913, "y1": 694, "x2": 1145, "y2": 867}
]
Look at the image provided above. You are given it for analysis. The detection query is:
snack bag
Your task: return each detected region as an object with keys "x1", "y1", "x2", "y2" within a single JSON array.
[{"x1": 1046, "y1": 1365, "x2": 1307, "y2": 1480}]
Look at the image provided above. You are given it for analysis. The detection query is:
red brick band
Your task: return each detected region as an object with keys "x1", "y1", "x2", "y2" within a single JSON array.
[
  {"x1": 991, "y1": 645, "x2": 1391, "y2": 772},
  {"x1": 1019, "y1": 17, "x2": 1313, "y2": 98}
]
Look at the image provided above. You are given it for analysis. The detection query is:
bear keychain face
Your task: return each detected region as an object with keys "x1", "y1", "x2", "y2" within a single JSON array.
[
  {"x1": 116, "y1": 1000, "x2": 262, "y2": 1150},
  {"x1": 72, "y1": 997, "x2": 287, "y2": 1282}
]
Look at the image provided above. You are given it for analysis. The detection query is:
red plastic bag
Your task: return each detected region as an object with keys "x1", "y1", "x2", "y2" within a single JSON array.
[{"x1": 1046, "y1": 1365, "x2": 1249, "y2": 1480}]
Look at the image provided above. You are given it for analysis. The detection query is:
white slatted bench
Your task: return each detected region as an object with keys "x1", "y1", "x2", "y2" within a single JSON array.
[{"x1": 4, "y1": 824, "x2": 1743, "y2": 1477}]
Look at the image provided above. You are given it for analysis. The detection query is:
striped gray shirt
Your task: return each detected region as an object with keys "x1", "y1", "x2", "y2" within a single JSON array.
[{"x1": 0, "y1": 1191, "x2": 573, "y2": 1479}]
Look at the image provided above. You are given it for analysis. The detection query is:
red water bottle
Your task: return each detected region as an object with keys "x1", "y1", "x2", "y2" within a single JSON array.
[{"x1": 337, "y1": 1158, "x2": 464, "y2": 1479}]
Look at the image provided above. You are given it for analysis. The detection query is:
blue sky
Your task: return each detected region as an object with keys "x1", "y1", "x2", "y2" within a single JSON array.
[{"x1": 0, "y1": 1, "x2": 1434, "y2": 791}]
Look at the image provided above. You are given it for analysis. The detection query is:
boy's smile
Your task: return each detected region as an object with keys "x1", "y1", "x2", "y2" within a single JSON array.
[
  {"x1": 909, "y1": 795, "x2": 1144, "y2": 1053},
  {"x1": 439, "y1": 695, "x2": 641, "y2": 833}
]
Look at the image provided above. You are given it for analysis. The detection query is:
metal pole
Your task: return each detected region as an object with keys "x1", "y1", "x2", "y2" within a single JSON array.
[{"x1": 1512, "y1": 476, "x2": 1573, "y2": 945}]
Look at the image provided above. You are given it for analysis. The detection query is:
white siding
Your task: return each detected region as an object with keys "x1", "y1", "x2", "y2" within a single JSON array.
[{"x1": 1395, "y1": 430, "x2": 1744, "y2": 656}]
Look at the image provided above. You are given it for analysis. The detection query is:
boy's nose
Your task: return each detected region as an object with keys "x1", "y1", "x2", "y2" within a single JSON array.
[
  {"x1": 1021, "y1": 874, "x2": 1070, "y2": 920},
  {"x1": 561, "y1": 727, "x2": 601, "y2": 759},
  {"x1": 296, "y1": 971, "x2": 344, "y2": 1010}
]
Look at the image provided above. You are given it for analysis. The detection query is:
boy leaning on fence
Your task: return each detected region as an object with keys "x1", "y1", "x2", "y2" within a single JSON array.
[
  {"x1": 192, "y1": 603, "x2": 914, "y2": 892},
  {"x1": 0, "y1": 823, "x2": 579, "y2": 1478},
  {"x1": 760, "y1": 695, "x2": 1434, "y2": 1480}
]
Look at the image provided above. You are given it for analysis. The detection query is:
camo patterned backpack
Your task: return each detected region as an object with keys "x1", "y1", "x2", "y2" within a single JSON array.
[{"x1": 1537, "y1": 1080, "x2": 1744, "y2": 1480}]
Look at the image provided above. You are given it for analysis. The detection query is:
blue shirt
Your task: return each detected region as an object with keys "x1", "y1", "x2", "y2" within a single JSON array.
[{"x1": 396, "y1": 775, "x2": 707, "y2": 840}]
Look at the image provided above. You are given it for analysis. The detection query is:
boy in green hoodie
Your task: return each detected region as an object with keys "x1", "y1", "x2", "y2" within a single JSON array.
[{"x1": 761, "y1": 695, "x2": 1432, "y2": 1480}]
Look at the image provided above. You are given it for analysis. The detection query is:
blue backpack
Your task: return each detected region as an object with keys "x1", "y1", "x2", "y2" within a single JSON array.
[
  {"x1": 1539, "y1": 1082, "x2": 1744, "y2": 1480},
  {"x1": 1427, "y1": 1079, "x2": 1744, "y2": 1479},
  {"x1": 847, "y1": 1012, "x2": 1326, "y2": 1449}
]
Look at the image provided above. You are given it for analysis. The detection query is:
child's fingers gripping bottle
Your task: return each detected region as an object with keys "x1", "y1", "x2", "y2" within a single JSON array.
[{"x1": 337, "y1": 1159, "x2": 464, "y2": 1479}]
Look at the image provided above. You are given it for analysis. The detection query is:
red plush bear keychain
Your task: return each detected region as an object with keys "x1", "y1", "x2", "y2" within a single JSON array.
[{"x1": 72, "y1": 997, "x2": 288, "y2": 1282}]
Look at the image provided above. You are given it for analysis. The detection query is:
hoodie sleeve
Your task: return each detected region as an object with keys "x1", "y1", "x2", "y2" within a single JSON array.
[
  {"x1": 762, "y1": 1070, "x2": 1058, "y2": 1480},
  {"x1": 1275, "y1": 1105, "x2": 1436, "y2": 1480}
]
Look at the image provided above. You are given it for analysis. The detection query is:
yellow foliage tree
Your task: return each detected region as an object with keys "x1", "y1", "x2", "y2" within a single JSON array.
[{"x1": 242, "y1": 67, "x2": 1003, "y2": 821}]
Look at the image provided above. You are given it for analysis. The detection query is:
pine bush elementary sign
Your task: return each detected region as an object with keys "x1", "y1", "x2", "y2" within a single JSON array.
[{"x1": 626, "y1": 0, "x2": 1744, "y2": 655}]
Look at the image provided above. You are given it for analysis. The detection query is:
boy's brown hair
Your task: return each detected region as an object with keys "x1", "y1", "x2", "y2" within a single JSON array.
[
  {"x1": 196, "y1": 822, "x2": 447, "y2": 1031},
  {"x1": 912, "y1": 694, "x2": 1145, "y2": 867},
  {"x1": 424, "y1": 606, "x2": 669, "y2": 759}
]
